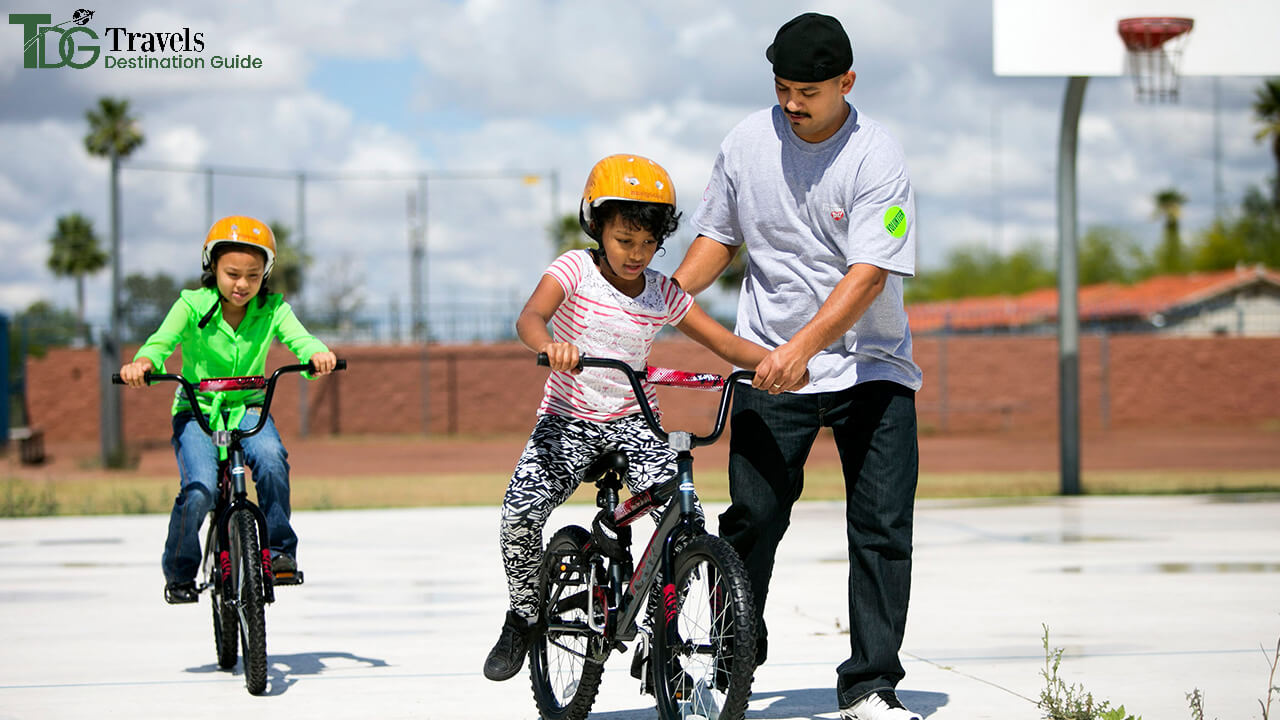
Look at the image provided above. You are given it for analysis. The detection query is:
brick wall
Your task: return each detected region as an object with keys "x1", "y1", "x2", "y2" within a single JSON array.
[{"x1": 21, "y1": 335, "x2": 1280, "y2": 445}]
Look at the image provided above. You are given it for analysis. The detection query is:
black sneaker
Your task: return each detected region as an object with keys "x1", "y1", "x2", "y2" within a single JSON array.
[
  {"x1": 483, "y1": 611, "x2": 534, "y2": 681},
  {"x1": 164, "y1": 580, "x2": 198, "y2": 604},
  {"x1": 271, "y1": 553, "x2": 303, "y2": 585}
]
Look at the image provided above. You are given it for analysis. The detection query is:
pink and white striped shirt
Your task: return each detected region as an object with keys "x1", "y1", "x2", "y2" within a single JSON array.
[{"x1": 538, "y1": 250, "x2": 694, "y2": 422}]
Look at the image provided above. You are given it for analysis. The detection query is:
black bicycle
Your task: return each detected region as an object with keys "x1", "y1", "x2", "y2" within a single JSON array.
[
  {"x1": 529, "y1": 354, "x2": 757, "y2": 720},
  {"x1": 112, "y1": 360, "x2": 345, "y2": 695}
]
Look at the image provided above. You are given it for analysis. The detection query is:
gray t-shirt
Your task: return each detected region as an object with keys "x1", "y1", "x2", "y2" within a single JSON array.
[{"x1": 692, "y1": 103, "x2": 923, "y2": 393}]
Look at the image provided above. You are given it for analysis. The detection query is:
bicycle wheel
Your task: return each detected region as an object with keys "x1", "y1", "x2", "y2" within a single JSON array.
[
  {"x1": 206, "y1": 521, "x2": 238, "y2": 670},
  {"x1": 652, "y1": 534, "x2": 756, "y2": 720},
  {"x1": 529, "y1": 526, "x2": 608, "y2": 720},
  {"x1": 230, "y1": 508, "x2": 268, "y2": 695}
]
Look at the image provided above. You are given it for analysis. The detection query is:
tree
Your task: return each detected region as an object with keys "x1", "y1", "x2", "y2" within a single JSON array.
[
  {"x1": 120, "y1": 272, "x2": 182, "y2": 343},
  {"x1": 1189, "y1": 185, "x2": 1280, "y2": 270},
  {"x1": 84, "y1": 96, "x2": 144, "y2": 468},
  {"x1": 1079, "y1": 226, "x2": 1146, "y2": 285},
  {"x1": 267, "y1": 220, "x2": 310, "y2": 298},
  {"x1": 1253, "y1": 78, "x2": 1280, "y2": 209},
  {"x1": 549, "y1": 212, "x2": 592, "y2": 255},
  {"x1": 46, "y1": 212, "x2": 107, "y2": 338},
  {"x1": 1153, "y1": 187, "x2": 1188, "y2": 274}
]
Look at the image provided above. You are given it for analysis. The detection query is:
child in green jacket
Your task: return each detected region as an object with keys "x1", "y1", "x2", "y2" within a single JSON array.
[{"x1": 119, "y1": 215, "x2": 336, "y2": 604}]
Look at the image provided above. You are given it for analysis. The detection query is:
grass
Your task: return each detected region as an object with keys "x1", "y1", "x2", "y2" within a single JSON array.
[{"x1": 3, "y1": 467, "x2": 1278, "y2": 517}]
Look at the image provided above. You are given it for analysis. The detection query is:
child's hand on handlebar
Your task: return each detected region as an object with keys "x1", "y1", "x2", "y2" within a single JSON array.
[
  {"x1": 118, "y1": 358, "x2": 154, "y2": 387},
  {"x1": 540, "y1": 342, "x2": 582, "y2": 373},
  {"x1": 309, "y1": 351, "x2": 338, "y2": 375}
]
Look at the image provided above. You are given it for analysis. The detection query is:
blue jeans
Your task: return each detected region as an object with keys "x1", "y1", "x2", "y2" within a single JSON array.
[
  {"x1": 162, "y1": 407, "x2": 296, "y2": 584},
  {"x1": 718, "y1": 381, "x2": 918, "y2": 707}
]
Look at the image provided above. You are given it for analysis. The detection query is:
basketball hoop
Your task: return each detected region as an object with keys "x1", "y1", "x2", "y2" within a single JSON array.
[{"x1": 1117, "y1": 17, "x2": 1194, "y2": 102}]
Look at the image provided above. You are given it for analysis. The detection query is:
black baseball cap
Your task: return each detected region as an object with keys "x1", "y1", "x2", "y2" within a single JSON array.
[{"x1": 766, "y1": 12, "x2": 853, "y2": 82}]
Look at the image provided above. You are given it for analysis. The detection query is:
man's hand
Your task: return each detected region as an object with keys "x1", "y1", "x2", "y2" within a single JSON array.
[
  {"x1": 751, "y1": 343, "x2": 811, "y2": 394},
  {"x1": 540, "y1": 342, "x2": 582, "y2": 373},
  {"x1": 309, "y1": 351, "x2": 338, "y2": 375},
  {"x1": 118, "y1": 358, "x2": 154, "y2": 388}
]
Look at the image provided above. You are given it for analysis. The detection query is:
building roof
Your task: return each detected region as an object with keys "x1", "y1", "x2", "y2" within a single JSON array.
[{"x1": 906, "y1": 265, "x2": 1280, "y2": 332}]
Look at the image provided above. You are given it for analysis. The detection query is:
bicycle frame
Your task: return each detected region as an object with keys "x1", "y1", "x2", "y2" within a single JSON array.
[{"x1": 537, "y1": 354, "x2": 753, "y2": 653}]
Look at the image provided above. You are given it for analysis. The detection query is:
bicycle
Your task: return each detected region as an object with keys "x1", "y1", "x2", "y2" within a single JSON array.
[
  {"x1": 529, "y1": 353, "x2": 757, "y2": 720},
  {"x1": 112, "y1": 359, "x2": 346, "y2": 695}
]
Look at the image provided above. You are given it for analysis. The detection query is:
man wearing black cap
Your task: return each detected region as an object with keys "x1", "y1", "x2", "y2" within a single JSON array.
[{"x1": 673, "y1": 12, "x2": 923, "y2": 720}]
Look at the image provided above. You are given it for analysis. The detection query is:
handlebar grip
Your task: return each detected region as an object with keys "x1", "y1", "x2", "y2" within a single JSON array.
[
  {"x1": 535, "y1": 352, "x2": 584, "y2": 371},
  {"x1": 304, "y1": 358, "x2": 348, "y2": 373},
  {"x1": 111, "y1": 371, "x2": 153, "y2": 385}
]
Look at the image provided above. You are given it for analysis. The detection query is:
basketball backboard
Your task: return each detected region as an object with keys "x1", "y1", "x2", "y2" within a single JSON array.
[{"x1": 993, "y1": 0, "x2": 1280, "y2": 77}]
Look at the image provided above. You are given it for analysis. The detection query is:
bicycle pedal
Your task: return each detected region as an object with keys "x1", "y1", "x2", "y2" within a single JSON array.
[{"x1": 272, "y1": 569, "x2": 304, "y2": 586}]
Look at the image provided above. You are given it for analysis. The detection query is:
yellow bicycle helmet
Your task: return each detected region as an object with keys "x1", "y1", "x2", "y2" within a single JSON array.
[
  {"x1": 202, "y1": 215, "x2": 276, "y2": 277},
  {"x1": 579, "y1": 154, "x2": 676, "y2": 240}
]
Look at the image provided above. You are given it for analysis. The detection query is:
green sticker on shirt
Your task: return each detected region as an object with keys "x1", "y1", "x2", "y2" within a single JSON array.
[{"x1": 884, "y1": 206, "x2": 907, "y2": 238}]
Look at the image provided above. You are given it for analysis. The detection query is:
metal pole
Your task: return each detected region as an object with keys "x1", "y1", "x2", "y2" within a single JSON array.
[
  {"x1": 296, "y1": 172, "x2": 309, "y2": 437},
  {"x1": 1099, "y1": 330, "x2": 1109, "y2": 432},
  {"x1": 204, "y1": 167, "x2": 214, "y2": 232},
  {"x1": 418, "y1": 175, "x2": 431, "y2": 434},
  {"x1": 1212, "y1": 77, "x2": 1224, "y2": 222},
  {"x1": 407, "y1": 188, "x2": 422, "y2": 342},
  {"x1": 100, "y1": 148, "x2": 124, "y2": 467},
  {"x1": 1, "y1": 313, "x2": 8, "y2": 453},
  {"x1": 1056, "y1": 76, "x2": 1088, "y2": 496}
]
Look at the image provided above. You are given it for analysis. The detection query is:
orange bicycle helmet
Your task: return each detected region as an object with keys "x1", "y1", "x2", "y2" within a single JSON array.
[
  {"x1": 202, "y1": 215, "x2": 276, "y2": 277},
  {"x1": 578, "y1": 154, "x2": 676, "y2": 240}
]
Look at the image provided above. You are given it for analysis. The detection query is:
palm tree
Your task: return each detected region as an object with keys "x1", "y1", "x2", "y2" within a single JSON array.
[
  {"x1": 1153, "y1": 187, "x2": 1188, "y2": 274},
  {"x1": 1253, "y1": 78, "x2": 1280, "y2": 209},
  {"x1": 84, "y1": 96, "x2": 143, "y2": 468},
  {"x1": 47, "y1": 212, "x2": 107, "y2": 338}
]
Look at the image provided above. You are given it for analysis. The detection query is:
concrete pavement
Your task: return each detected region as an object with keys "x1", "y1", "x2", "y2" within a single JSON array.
[{"x1": 1, "y1": 495, "x2": 1278, "y2": 719}]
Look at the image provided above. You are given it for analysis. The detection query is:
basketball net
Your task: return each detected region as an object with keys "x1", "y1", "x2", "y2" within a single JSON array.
[{"x1": 1118, "y1": 17, "x2": 1194, "y2": 103}]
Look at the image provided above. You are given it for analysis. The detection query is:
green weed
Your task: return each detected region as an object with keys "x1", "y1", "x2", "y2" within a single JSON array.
[
  {"x1": 0, "y1": 479, "x2": 59, "y2": 517},
  {"x1": 1038, "y1": 625, "x2": 1140, "y2": 720}
]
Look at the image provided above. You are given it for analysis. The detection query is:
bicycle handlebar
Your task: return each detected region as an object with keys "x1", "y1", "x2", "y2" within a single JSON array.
[
  {"x1": 111, "y1": 360, "x2": 347, "y2": 440},
  {"x1": 537, "y1": 353, "x2": 752, "y2": 448}
]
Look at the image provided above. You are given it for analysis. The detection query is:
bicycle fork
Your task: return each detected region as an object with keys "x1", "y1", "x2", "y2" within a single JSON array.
[{"x1": 217, "y1": 443, "x2": 276, "y2": 606}]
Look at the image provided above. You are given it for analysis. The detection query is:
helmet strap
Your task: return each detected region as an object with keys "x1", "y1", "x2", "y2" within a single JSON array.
[{"x1": 197, "y1": 297, "x2": 221, "y2": 329}]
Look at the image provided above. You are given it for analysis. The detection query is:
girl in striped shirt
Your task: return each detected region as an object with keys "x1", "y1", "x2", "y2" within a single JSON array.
[{"x1": 484, "y1": 154, "x2": 786, "y2": 682}]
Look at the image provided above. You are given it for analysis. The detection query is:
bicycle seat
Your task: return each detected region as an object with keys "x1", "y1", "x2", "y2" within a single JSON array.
[{"x1": 582, "y1": 451, "x2": 628, "y2": 488}]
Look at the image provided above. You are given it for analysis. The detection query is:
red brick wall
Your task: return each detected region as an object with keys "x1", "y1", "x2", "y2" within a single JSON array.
[{"x1": 21, "y1": 335, "x2": 1280, "y2": 445}]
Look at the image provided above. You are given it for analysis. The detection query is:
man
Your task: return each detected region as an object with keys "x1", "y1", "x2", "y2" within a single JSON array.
[{"x1": 672, "y1": 12, "x2": 923, "y2": 720}]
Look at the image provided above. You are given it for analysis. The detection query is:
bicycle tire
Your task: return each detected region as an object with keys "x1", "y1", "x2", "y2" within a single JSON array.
[
  {"x1": 529, "y1": 526, "x2": 607, "y2": 720},
  {"x1": 230, "y1": 509, "x2": 268, "y2": 695},
  {"x1": 208, "y1": 516, "x2": 238, "y2": 670},
  {"x1": 652, "y1": 534, "x2": 756, "y2": 720}
]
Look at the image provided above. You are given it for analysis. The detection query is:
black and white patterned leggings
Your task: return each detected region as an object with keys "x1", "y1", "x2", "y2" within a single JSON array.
[{"x1": 499, "y1": 412, "x2": 678, "y2": 620}]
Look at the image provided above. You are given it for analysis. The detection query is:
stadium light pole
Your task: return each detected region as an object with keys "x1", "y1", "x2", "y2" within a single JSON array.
[{"x1": 99, "y1": 145, "x2": 125, "y2": 467}]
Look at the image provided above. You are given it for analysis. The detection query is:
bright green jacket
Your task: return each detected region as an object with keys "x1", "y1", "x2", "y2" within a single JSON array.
[{"x1": 134, "y1": 287, "x2": 329, "y2": 418}]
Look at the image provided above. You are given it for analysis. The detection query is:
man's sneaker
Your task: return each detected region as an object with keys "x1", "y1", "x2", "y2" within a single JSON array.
[
  {"x1": 483, "y1": 611, "x2": 534, "y2": 681},
  {"x1": 840, "y1": 689, "x2": 922, "y2": 720},
  {"x1": 164, "y1": 580, "x2": 198, "y2": 604},
  {"x1": 271, "y1": 553, "x2": 303, "y2": 585}
]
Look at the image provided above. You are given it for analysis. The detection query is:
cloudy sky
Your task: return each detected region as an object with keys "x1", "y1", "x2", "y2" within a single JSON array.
[{"x1": 2, "y1": 0, "x2": 1275, "y2": 334}]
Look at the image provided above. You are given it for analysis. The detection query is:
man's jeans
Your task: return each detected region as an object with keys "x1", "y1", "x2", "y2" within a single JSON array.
[
  {"x1": 718, "y1": 381, "x2": 918, "y2": 707},
  {"x1": 161, "y1": 408, "x2": 296, "y2": 584}
]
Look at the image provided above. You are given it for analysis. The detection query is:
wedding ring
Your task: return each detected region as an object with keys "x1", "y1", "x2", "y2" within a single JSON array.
[{"x1": 772, "y1": 383, "x2": 782, "y2": 388}]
